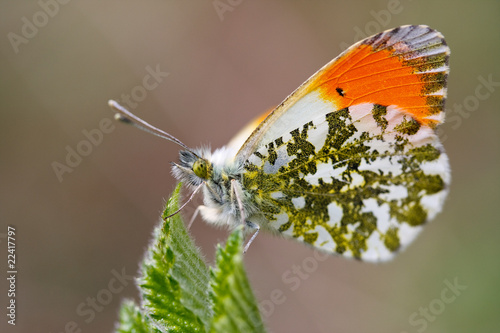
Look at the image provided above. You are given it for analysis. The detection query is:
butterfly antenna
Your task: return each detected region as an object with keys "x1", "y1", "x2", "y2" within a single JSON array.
[
  {"x1": 163, "y1": 183, "x2": 203, "y2": 220},
  {"x1": 108, "y1": 100, "x2": 191, "y2": 151}
]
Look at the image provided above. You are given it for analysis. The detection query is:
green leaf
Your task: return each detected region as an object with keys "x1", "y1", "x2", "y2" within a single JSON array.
[
  {"x1": 115, "y1": 299, "x2": 156, "y2": 333},
  {"x1": 138, "y1": 183, "x2": 210, "y2": 332},
  {"x1": 209, "y1": 226, "x2": 266, "y2": 333},
  {"x1": 115, "y1": 183, "x2": 267, "y2": 333}
]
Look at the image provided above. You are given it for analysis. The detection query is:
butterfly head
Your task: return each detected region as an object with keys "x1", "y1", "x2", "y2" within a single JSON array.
[{"x1": 171, "y1": 149, "x2": 213, "y2": 188}]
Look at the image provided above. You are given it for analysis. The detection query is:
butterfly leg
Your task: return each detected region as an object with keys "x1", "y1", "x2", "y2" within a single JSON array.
[
  {"x1": 243, "y1": 221, "x2": 260, "y2": 253},
  {"x1": 163, "y1": 183, "x2": 203, "y2": 220},
  {"x1": 188, "y1": 205, "x2": 201, "y2": 229},
  {"x1": 230, "y1": 179, "x2": 261, "y2": 253},
  {"x1": 230, "y1": 179, "x2": 246, "y2": 226}
]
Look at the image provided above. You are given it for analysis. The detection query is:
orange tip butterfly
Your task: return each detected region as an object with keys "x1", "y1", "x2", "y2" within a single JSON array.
[{"x1": 109, "y1": 25, "x2": 450, "y2": 262}]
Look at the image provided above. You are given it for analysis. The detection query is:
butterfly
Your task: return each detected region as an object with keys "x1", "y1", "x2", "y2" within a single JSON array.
[{"x1": 109, "y1": 25, "x2": 450, "y2": 262}]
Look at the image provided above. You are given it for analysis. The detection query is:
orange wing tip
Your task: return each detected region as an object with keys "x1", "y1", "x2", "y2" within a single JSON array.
[{"x1": 316, "y1": 25, "x2": 449, "y2": 127}]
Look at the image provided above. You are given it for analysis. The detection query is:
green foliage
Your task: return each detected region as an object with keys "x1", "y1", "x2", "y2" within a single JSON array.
[
  {"x1": 115, "y1": 183, "x2": 266, "y2": 333},
  {"x1": 210, "y1": 227, "x2": 266, "y2": 333},
  {"x1": 116, "y1": 300, "x2": 155, "y2": 333}
]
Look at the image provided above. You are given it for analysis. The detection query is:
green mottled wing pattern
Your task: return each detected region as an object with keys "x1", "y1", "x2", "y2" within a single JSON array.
[{"x1": 243, "y1": 102, "x2": 449, "y2": 261}]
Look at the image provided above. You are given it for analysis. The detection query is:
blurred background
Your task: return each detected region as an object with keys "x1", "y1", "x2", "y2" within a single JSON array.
[{"x1": 1, "y1": 1, "x2": 499, "y2": 332}]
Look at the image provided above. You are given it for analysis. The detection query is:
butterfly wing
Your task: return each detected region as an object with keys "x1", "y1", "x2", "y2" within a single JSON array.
[{"x1": 237, "y1": 25, "x2": 450, "y2": 261}]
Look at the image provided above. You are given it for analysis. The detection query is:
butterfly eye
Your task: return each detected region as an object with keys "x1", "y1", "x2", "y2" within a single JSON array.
[{"x1": 193, "y1": 158, "x2": 211, "y2": 179}]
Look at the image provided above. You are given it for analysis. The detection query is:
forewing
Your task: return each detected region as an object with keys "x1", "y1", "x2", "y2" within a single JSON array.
[
  {"x1": 240, "y1": 25, "x2": 450, "y2": 261},
  {"x1": 236, "y1": 25, "x2": 449, "y2": 161}
]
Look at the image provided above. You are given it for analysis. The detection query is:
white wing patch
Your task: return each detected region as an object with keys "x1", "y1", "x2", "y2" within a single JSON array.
[{"x1": 256, "y1": 91, "x2": 338, "y2": 150}]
